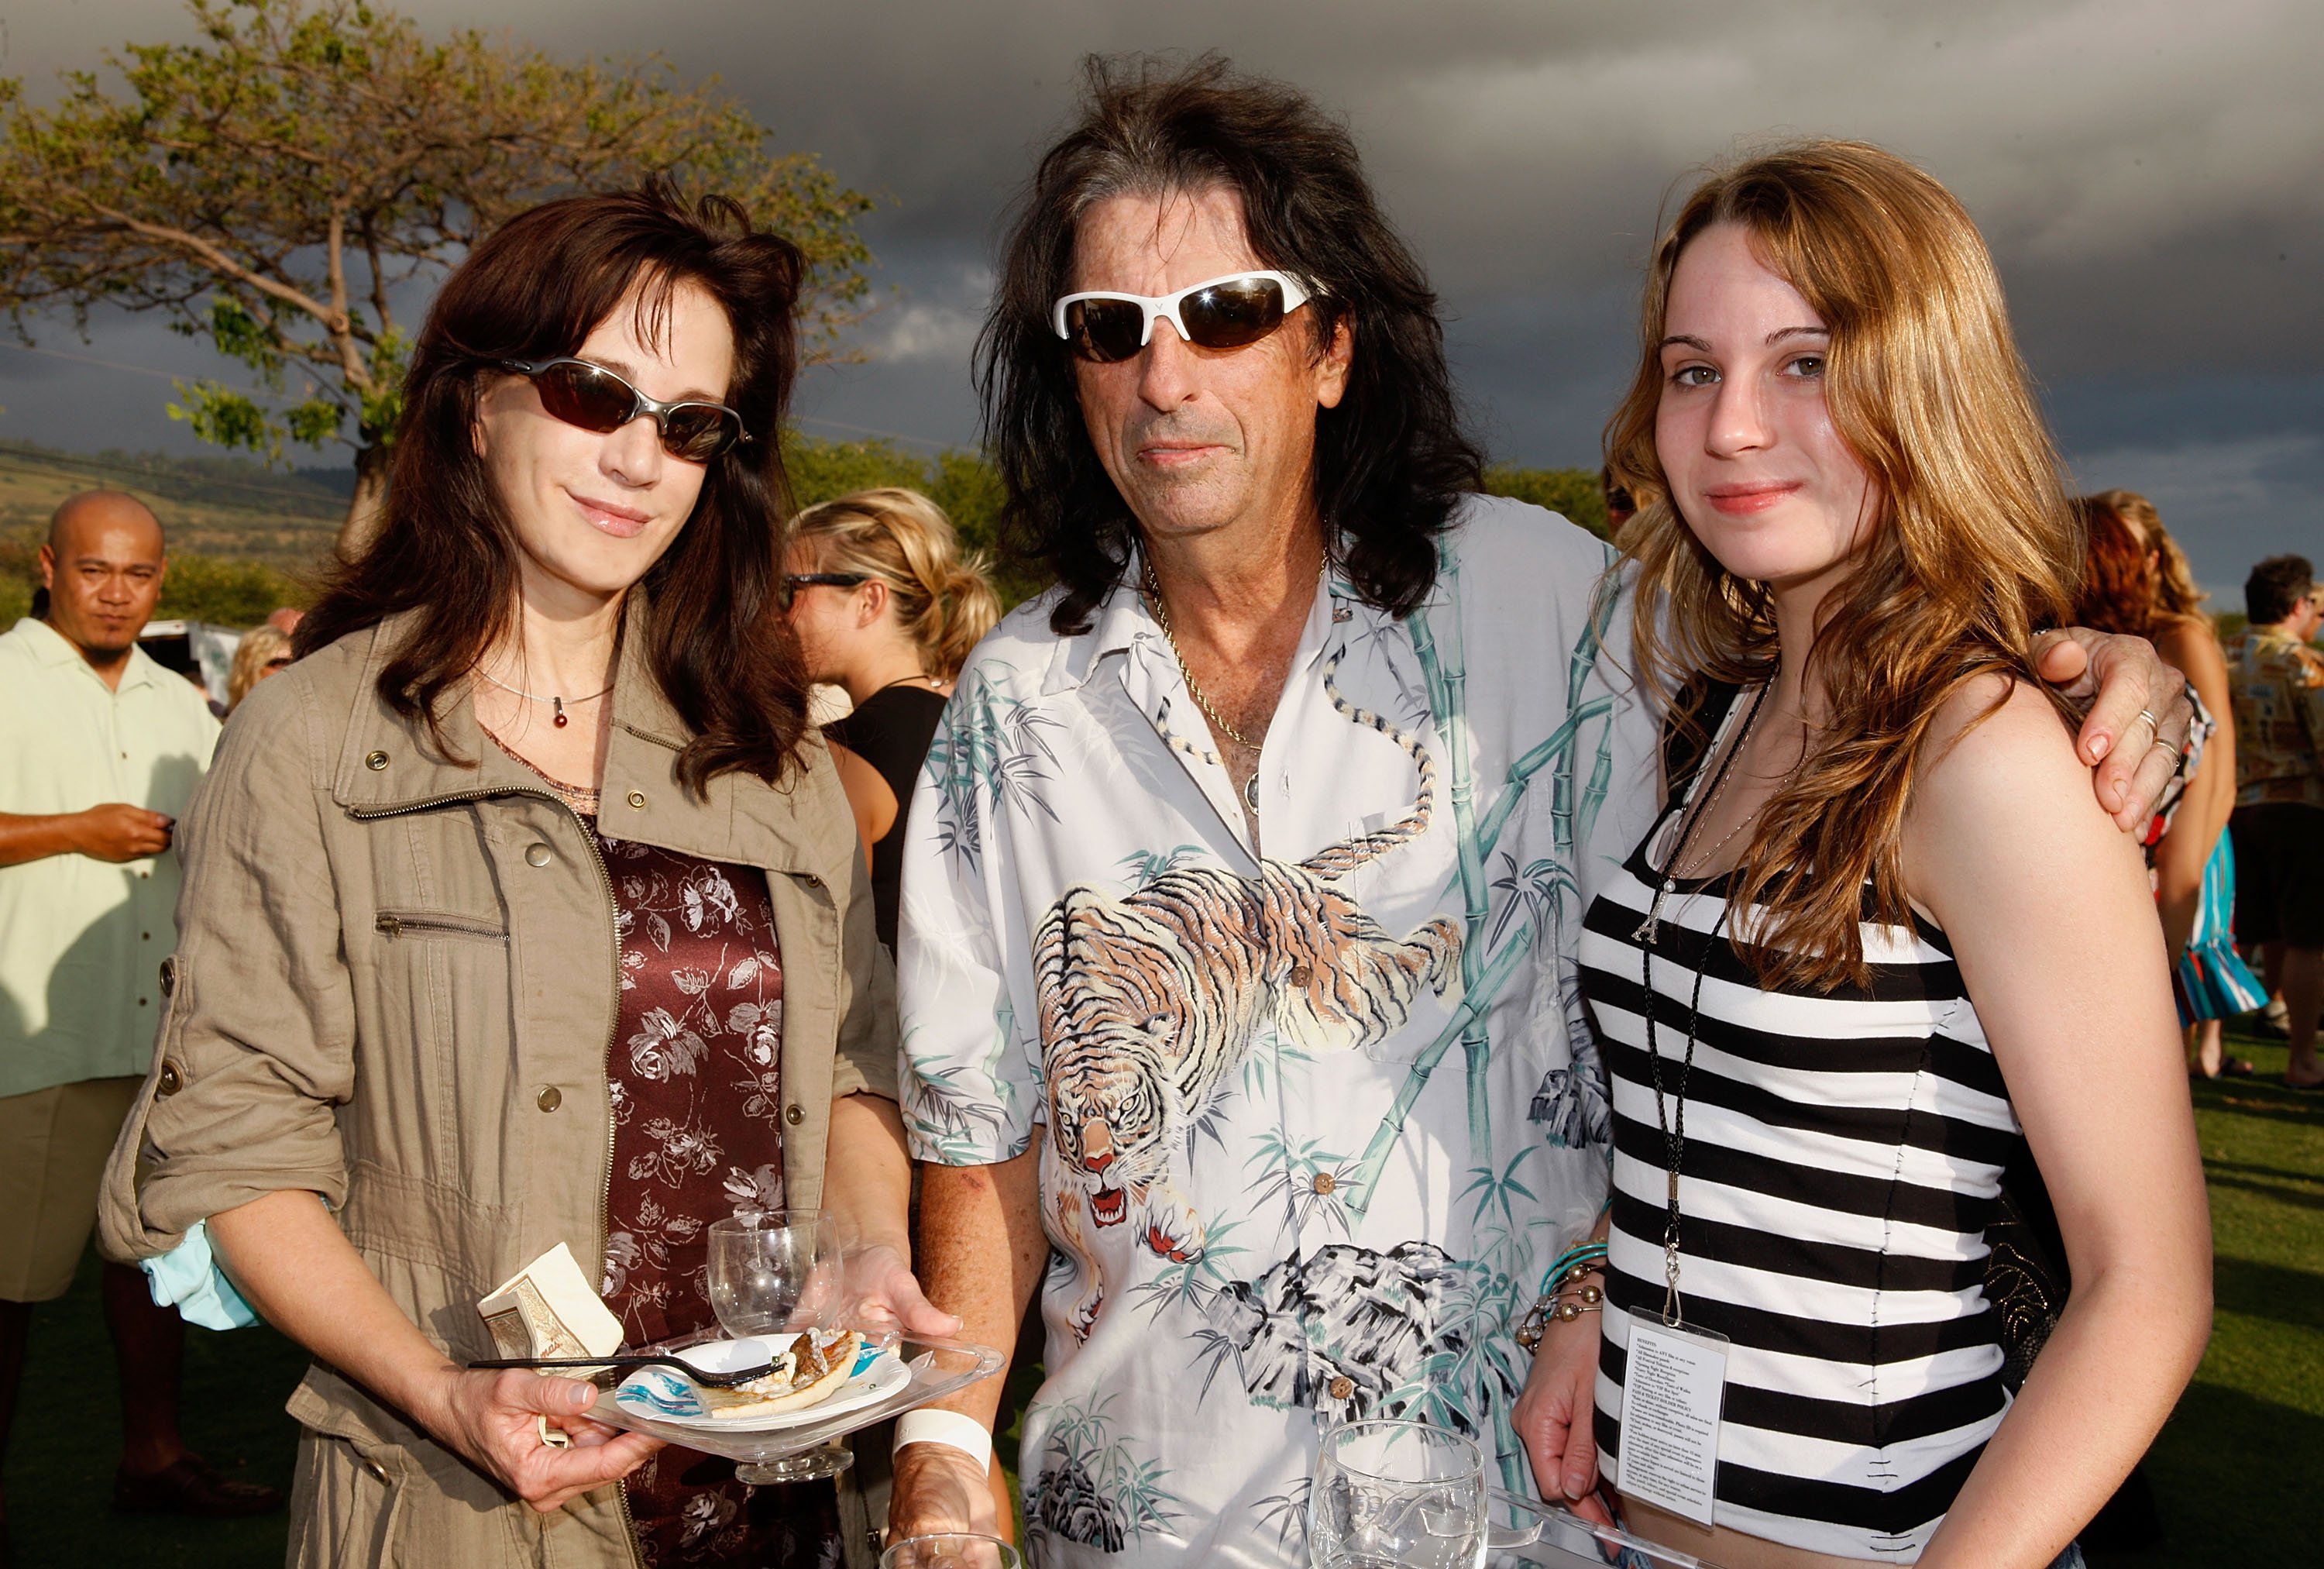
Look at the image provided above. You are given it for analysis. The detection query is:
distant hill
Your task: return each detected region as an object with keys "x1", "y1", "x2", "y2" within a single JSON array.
[{"x1": 0, "y1": 439, "x2": 345, "y2": 568}]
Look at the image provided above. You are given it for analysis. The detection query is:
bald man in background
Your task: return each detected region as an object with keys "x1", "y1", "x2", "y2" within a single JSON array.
[{"x1": 0, "y1": 493, "x2": 279, "y2": 1545}]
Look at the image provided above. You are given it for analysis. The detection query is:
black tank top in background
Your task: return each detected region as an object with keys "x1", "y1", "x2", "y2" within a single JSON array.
[{"x1": 823, "y1": 683, "x2": 949, "y2": 954}]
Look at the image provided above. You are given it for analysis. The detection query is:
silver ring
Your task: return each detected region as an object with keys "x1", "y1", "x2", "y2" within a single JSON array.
[{"x1": 2131, "y1": 707, "x2": 2162, "y2": 741}]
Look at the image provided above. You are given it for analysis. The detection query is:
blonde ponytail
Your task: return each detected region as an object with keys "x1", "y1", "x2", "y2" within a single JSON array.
[{"x1": 788, "y1": 487, "x2": 1002, "y2": 680}]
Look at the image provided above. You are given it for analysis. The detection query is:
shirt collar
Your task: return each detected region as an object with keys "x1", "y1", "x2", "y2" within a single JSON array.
[
  {"x1": 1038, "y1": 548, "x2": 1358, "y2": 697},
  {"x1": 12, "y1": 614, "x2": 163, "y2": 690}
]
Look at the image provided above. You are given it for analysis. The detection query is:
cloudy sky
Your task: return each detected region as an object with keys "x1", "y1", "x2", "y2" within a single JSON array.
[{"x1": 2, "y1": 0, "x2": 2317, "y2": 592}]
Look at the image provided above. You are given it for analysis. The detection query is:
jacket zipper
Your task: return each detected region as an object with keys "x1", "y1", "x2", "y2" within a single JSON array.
[
  {"x1": 352, "y1": 784, "x2": 644, "y2": 1566},
  {"x1": 373, "y1": 911, "x2": 508, "y2": 942},
  {"x1": 572, "y1": 811, "x2": 641, "y2": 1564}
]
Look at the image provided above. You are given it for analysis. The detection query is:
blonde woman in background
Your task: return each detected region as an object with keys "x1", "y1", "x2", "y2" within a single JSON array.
[
  {"x1": 783, "y1": 487, "x2": 1000, "y2": 951},
  {"x1": 222, "y1": 624, "x2": 293, "y2": 712}
]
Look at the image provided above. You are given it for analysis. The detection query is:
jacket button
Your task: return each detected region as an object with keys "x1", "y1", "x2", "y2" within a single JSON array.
[
  {"x1": 784, "y1": 1103, "x2": 805, "y2": 1127},
  {"x1": 1288, "y1": 963, "x2": 1313, "y2": 987},
  {"x1": 159, "y1": 957, "x2": 176, "y2": 996},
  {"x1": 1311, "y1": 1172, "x2": 1337, "y2": 1196},
  {"x1": 524, "y1": 842, "x2": 552, "y2": 868},
  {"x1": 624, "y1": 790, "x2": 647, "y2": 810},
  {"x1": 156, "y1": 1061, "x2": 184, "y2": 1098},
  {"x1": 537, "y1": 1086, "x2": 562, "y2": 1113},
  {"x1": 800, "y1": 872, "x2": 822, "y2": 890},
  {"x1": 1327, "y1": 1375, "x2": 1355, "y2": 1402},
  {"x1": 360, "y1": 1456, "x2": 390, "y2": 1484},
  {"x1": 364, "y1": 750, "x2": 390, "y2": 771}
]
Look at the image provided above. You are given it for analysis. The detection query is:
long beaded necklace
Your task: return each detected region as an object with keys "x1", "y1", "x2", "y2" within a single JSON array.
[
  {"x1": 1140, "y1": 554, "x2": 1327, "y2": 814},
  {"x1": 475, "y1": 666, "x2": 614, "y2": 728}
]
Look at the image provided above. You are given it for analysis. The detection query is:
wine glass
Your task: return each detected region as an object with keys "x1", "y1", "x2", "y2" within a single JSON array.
[
  {"x1": 881, "y1": 1533, "x2": 1022, "y2": 1569},
  {"x1": 1308, "y1": 1419, "x2": 1489, "y2": 1569},
  {"x1": 704, "y1": 1209, "x2": 852, "y2": 1483}
]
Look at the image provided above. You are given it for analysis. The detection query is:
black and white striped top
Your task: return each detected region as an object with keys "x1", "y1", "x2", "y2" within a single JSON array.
[{"x1": 1581, "y1": 736, "x2": 2022, "y2": 1560}]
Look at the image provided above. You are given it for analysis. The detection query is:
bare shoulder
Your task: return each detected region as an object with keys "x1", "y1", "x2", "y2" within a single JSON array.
[
  {"x1": 1913, "y1": 672, "x2": 2092, "y2": 833},
  {"x1": 1906, "y1": 670, "x2": 2145, "y2": 926}
]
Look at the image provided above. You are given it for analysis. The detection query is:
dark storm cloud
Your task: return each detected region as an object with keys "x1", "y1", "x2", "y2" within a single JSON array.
[{"x1": 3, "y1": 0, "x2": 2317, "y2": 580}]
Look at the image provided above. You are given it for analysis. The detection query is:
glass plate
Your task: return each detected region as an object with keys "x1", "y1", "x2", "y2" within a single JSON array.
[
  {"x1": 614, "y1": 1340, "x2": 915, "y2": 1432},
  {"x1": 1484, "y1": 1488, "x2": 1730, "y2": 1569},
  {"x1": 583, "y1": 1330, "x2": 1005, "y2": 1464}
]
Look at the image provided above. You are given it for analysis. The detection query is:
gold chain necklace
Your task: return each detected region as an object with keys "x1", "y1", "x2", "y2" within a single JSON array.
[{"x1": 1140, "y1": 554, "x2": 1326, "y2": 755}]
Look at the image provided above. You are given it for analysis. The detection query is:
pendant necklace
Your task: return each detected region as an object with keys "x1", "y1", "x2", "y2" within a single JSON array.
[
  {"x1": 1632, "y1": 676, "x2": 1786, "y2": 946},
  {"x1": 1143, "y1": 555, "x2": 1326, "y2": 814},
  {"x1": 476, "y1": 666, "x2": 614, "y2": 728}
]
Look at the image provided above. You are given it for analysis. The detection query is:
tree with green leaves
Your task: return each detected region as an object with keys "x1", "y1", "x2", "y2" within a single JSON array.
[{"x1": 0, "y1": 0, "x2": 877, "y2": 552}]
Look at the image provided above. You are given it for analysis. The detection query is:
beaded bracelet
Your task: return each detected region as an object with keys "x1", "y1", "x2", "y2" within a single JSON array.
[{"x1": 1515, "y1": 1242, "x2": 1609, "y2": 1353}]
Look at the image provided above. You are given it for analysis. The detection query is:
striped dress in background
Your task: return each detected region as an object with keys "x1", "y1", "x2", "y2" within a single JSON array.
[{"x1": 1580, "y1": 760, "x2": 2022, "y2": 1560}]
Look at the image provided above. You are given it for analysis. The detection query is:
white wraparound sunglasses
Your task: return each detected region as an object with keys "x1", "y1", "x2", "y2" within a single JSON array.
[{"x1": 1051, "y1": 270, "x2": 1320, "y2": 363}]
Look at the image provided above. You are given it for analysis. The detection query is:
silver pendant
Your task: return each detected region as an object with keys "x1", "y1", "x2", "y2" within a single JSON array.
[
  {"x1": 1632, "y1": 879, "x2": 1676, "y2": 945},
  {"x1": 1243, "y1": 773, "x2": 1260, "y2": 812}
]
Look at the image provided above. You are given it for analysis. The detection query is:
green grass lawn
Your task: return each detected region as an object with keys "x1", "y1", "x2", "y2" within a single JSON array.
[
  {"x1": 9, "y1": 1019, "x2": 2319, "y2": 1565},
  {"x1": 2086, "y1": 1022, "x2": 2324, "y2": 1568}
]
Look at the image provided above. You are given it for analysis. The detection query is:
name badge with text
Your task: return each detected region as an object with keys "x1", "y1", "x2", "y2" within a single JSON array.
[{"x1": 1614, "y1": 1309, "x2": 1728, "y2": 1529}]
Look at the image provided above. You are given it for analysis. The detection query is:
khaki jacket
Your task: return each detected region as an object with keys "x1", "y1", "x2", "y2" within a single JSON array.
[{"x1": 98, "y1": 604, "x2": 898, "y2": 1568}]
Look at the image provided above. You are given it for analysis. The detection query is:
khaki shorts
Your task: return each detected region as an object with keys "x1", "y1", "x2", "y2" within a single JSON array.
[{"x1": 0, "y1": 1076, "x2": 144, "y2": 1302}]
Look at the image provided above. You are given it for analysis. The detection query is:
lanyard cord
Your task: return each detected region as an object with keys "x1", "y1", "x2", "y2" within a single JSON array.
[{"x1": 1641, "y1": 679, "x2": 1771, "y2": 1326}]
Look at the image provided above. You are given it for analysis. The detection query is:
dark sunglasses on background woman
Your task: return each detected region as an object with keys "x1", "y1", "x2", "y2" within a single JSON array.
[
  {"x1": 500, "y1": 357, "x2": 750, "y2": 461},
  {"x1": 1051, "y1": 270, "x2": 1322, "y2": 364},
  {"x1": 778, "y1": 573, "x2": 868, "y2": 610}
]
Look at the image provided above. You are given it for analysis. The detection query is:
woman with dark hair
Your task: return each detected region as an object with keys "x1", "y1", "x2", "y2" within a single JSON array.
[
  {"x1": 2073, "y1": 493, "x2": 2261, "y2": 1075},
  {"x1": 98, "y1": 183, "x2": 951, "y2": 1566}
]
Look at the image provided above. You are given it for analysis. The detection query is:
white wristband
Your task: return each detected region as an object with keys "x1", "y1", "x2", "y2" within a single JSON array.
[{"x1": 893, "y1": 1408, "x2": 994, "y2": 1471}]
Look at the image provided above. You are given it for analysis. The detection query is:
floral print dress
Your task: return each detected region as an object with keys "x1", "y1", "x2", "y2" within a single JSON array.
[
  {"x1": 483, "y1": 732, "x2": 840, "y2": 1568},
  {"x1": 594, "y1": 820, "x2": 844, "y2": 1568}
]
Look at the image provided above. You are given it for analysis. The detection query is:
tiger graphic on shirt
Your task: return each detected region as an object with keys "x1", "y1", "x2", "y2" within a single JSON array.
[{"x1": 1033, "y1": 655, "x2": 1462, "y2": 1338}]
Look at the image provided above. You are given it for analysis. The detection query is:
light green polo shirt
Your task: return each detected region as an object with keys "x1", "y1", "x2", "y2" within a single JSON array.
[{"x1": 0, "y1": 617, "x2": 220, "y2": 1098}]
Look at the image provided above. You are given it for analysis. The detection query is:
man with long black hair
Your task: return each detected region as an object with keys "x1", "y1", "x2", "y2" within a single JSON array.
[{"x1": 890, "y1": 57, "x2": 2194, "y2": 1564}]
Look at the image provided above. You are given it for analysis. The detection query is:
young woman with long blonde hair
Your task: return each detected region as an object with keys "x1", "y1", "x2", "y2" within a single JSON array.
[{"x1": 1519, "y1": 143, "x2": 2211, "y2": 1568}]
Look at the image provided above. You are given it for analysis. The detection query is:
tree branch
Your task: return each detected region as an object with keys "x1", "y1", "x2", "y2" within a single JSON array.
[{"x1": 82, "y1": 202, "x2": 339, "y2": 330}]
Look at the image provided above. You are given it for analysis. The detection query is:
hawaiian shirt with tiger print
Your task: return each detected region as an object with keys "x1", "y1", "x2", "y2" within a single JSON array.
[{"x1": 900, "y1": 495, "x2": 1661, "y2": 1567}]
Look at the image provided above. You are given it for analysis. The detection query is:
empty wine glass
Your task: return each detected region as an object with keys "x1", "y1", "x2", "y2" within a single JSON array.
[
  {"x1": 706, "y1": 1208, "x2": 841, "y2": 1337},
  {"x1": 704, "y1": 1209, "x2": 852, "y2": 1482},
  {"x1": 1308, "y1": 1419, "x2": 1489, "y2": 1569}
]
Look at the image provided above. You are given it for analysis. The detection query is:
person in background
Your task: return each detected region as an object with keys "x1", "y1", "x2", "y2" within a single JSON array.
[
  {"x1": 95, "y1": 184, "x2": 951, "y2": 1567},
  {"x1": 2072, "y1": 492, "x2": 2262, "y2": 1075},
  {"x1": 2225, "y1": 554, "x2": 2324, "y2": 1089},
  {"x1": 224, "y1": 624, "x2": 294, "y2": 714},
  {"x1": 782, "y1": 488, "x2": 1000, "y2": 954},
  {"x1": 0, "y1": 493, "x2": 280, "y2": 1548},
  {"x1": 1600, "y1": 463, "x2": 1637, "y2": 535}
]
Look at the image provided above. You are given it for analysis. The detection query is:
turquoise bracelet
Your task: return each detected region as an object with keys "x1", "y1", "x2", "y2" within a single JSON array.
[{"x1": 1537, "y1": 1240, "x2": 1608, "y2": 1302}]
